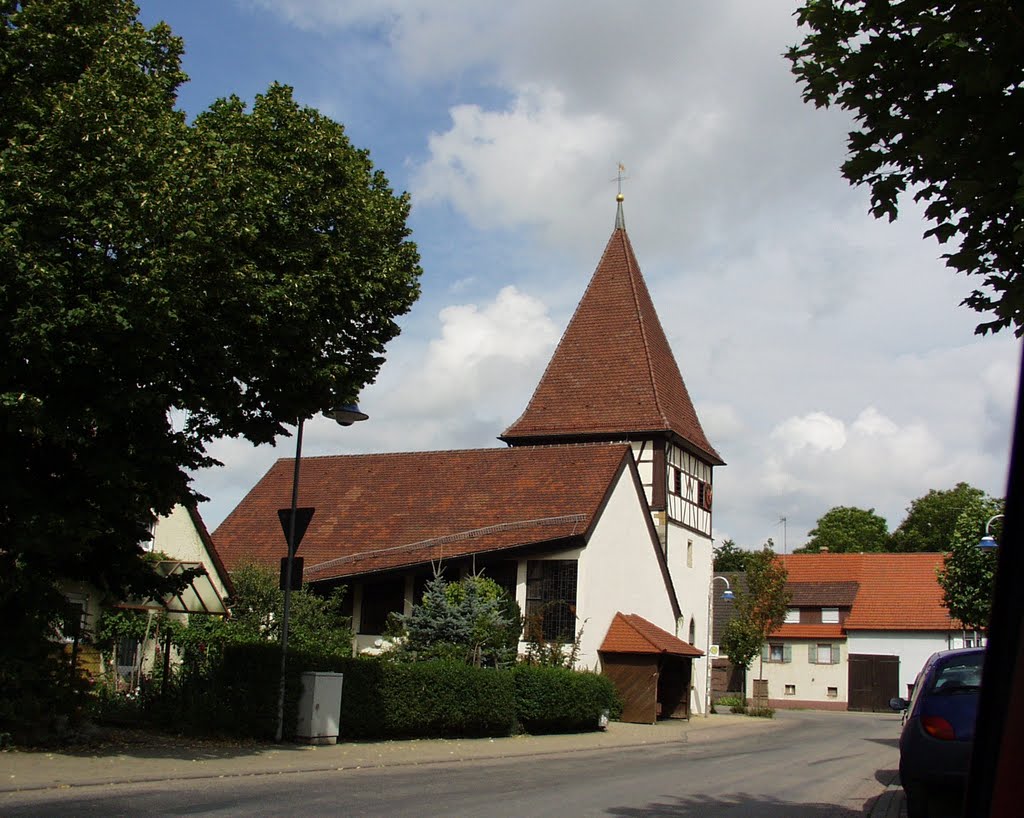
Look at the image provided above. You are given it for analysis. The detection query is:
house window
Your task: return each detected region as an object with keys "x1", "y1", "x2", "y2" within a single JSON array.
[
  {"x1": 784, "y1": 608, "x2": 799, "y2": 624},
  {"x1": 810, "y1": 643, "x2": 839, "y2": 664},
  {"x1": 827, "y1": 687, "x2": 838, "y2": 698},
  {"x1": 526, "y1": 560, "x2": 578, "y2": 642},
  {"x1": 686, "y1": 541, "x2": 693, "y2": 568},
  {"x1": 765, "y1": 643, "x2": 790, "y2": 663},
  {"x1": 785, "y1": 684, "x2": 796, "y2": 696},
  {"x1": 359, "y1": 578, "x2": 406, "y2": 635},
  {"x1": 672, "y1": 467, "x2": 682, "y2": 495},
  {"x1": 821, "y1": 607, "x2": 839, "y2": 624}
]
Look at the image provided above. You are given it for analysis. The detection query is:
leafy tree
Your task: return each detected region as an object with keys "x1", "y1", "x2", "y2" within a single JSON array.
[
  {"x1": 789, "y1": 2, "x2": 1024, "y2": 335},
  {"x1": 399, "y1": 574, "x2": 521, "y2": 667},
  {"x1": 713, "y1": 539, "x2": 749, "y2": 571},
  {"x1": 1, "y1": 0, "x2": 420, "y2": 693},
  {"x1": 718, "y1": 548, "x2": 791, "y2": 682},
  {"x1": 174, "y1": 565, "x2": 354, "y2": 659},
  {"x1": 937, "y1": 496, "x2": 1004, "y2": 630},
  {"x1": 891, "y1": 483, "x2": 989, "y2": 553},
  {"x1": 798, "y1": 506, "x2": 890, "y2": 553}
]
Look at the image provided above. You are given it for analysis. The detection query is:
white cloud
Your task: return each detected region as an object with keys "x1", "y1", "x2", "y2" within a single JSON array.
[{"x1": 770, "y1": 412, "x2": 848, "y2": 457}]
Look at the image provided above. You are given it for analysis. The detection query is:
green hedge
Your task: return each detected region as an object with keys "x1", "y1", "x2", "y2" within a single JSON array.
[
  {"x1": 152, "y1": 645, "x2": 622, "y2": 741},
  {"x1": 512, "y1": 665, "x2": 622, "y2": 734}
]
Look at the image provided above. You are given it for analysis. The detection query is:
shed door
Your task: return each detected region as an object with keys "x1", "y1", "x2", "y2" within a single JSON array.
[
  {"x1": 848, "y1": 654, "x2": 899, "y2": 712},
  {"x1": 600, "y1": 654, "x2": 658, "y2": 724}
]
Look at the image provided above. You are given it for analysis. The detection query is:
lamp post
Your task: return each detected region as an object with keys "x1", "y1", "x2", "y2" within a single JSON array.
[
  {"x1": 274, "y1": 404, "x2": 368, "y2": 744},
  {"x1": 978, "y1": 514, "x2": 1005, "y2": 550},
  {"x1": 705, "y1": 575, "x2": 735, "y2": 717}
]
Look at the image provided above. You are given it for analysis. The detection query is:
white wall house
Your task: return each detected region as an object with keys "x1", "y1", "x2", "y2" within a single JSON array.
[{"x1": 739, "y1": 553, "x2": 970, "y2": 711}]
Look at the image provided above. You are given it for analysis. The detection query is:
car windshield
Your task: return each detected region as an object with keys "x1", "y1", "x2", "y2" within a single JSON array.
[{"x1": 928, "y1": 655, "x2": 983, "y2": 695}]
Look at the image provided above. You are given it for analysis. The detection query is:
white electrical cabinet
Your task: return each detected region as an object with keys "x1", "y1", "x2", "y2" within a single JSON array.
[{"x1": 295, "y1": 671, "x2": 344, "y2": 744}]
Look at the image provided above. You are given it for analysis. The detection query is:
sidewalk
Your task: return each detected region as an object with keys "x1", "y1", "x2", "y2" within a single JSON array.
[{"x1": 0, "y1": 714, "x2": 767, "y2": 794}]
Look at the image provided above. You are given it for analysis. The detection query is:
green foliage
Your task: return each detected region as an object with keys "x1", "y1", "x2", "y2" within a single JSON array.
[
  {"x1": 512, "y1": 665, "x2": 622, "y2": 734},
  {"x1": 799, "y1": 506, "x2": 890, "y2": 553},
  {"x1": 937, "y1": 496, "x2": 1004, "y2": 630},
  {"x1": 789, "y1": 2, "x2": 1024, "y2": 335},
  {"x1": 713, "y1": 539, "x2": 749, "y2": 571},
  {"x1": 0, "y1": 559, "x2": 91, "y2": 740},
  {"x1": 747, "y1": 707, "x2": 775, "y2": 719},
  {"x1": 398, "y1": 574, "x2": 521, "y2": 667},
  {"x1": 891, "y1": 483, "x2": 989, "y2": 553},
  {"x1": 719, "y1": 548, "x2": 790, "y2": 675},
  {"x1": 1, "y1": 0, "x2": 420, "y2": 684},
  {"x1": 176, "y1": 564, "x2": 354, "y2": 663},
  {"x1": 522, "y1": 606, "x2": 584, "y2": 668}
]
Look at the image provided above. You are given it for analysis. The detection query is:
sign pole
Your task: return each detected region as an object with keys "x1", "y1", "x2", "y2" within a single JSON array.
[{"x1": 275, "y1": 417, "x2": 304, "y2": 743}]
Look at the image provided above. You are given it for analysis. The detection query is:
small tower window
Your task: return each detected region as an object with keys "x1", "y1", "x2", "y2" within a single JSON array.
[
  {"x1": 687, "y1": 540, "x2": 693, "y2": 568},
  {"x1": 672, "y1": 467, "x2": 682, "y2": 495}
]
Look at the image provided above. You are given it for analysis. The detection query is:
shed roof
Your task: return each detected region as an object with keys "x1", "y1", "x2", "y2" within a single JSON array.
[{"x1": 599, "y1": 612, "x2": 704, "y2": 657}]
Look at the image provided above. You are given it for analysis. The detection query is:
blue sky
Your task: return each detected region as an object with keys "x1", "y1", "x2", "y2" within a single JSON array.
[{"x1": 138, "y1": 0, "x2": 1020, "y2": 551}]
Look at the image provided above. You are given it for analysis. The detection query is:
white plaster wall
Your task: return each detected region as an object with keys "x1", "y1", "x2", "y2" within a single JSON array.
[
  {"x1": 572, "y1": 466, "x2": 680, "y2": 671},
  {"x1": 744, "y1": 642, "x2": 847, "y2": 704},
  {"x1": 847, "y1": 631, "x2": 952, "y2": 698},
  {"x1": 151, "y1": 506, "x2": 230, "y2": 601},
  {"x1": 666, "y1": 521, "x2": 713, "y2": 715}
]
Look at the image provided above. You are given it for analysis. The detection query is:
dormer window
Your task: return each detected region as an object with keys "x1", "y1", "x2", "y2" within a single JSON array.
[
  {"x1": 822, "y1": 607, "x2": 839, "y2": 624},
  {"x1": 784, "y1": 608, "x2": 800, "y2": 624}
]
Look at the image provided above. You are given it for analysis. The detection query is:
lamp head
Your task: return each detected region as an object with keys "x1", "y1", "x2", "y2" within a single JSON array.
[
  {"x1": 325, "y1": 404, "x2": 369, "y2": 427},
  {"x1": 721, "y1": 589, "x2": 735, "y2": 602},
  {"x1": 978, "y1": 534, "x2": 998, "y2": 551}
]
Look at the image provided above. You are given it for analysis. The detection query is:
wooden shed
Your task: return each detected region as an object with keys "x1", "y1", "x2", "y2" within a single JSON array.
[{"x1": 599, "y1": 612, "x2": 704, "y2": 724}]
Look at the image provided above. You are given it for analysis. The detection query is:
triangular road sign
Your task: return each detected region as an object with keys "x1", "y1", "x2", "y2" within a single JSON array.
[{"x1": 277, "y1": 507, "x2": 315, "y2": 555}]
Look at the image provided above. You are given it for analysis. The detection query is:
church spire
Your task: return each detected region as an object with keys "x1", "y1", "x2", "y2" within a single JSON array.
[{"x1": 500, "y1": 196, "x2": 722, "y2": 465}]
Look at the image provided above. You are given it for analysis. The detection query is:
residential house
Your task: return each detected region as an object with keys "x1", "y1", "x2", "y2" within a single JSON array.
[
  {"x1": 744, "y1": 552, "x2": 971, "y2": 711},
  {"x1": 213, "y1": 196, "x2": 724, "y2": 720},
  {"x1": 62, "y1": 503, "x2": 232, "y2": 680}
]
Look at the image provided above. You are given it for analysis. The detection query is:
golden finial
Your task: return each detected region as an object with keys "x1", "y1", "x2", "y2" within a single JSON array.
[{"x1": 612, "y1": 163, "x2": 628, "y2": 201}]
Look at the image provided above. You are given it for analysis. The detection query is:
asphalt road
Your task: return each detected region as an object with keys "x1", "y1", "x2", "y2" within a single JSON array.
[{"x1": 1, "y1": 710, "x2": 902, "y2": 817}]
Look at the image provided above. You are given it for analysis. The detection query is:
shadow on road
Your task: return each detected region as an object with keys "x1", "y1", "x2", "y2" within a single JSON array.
[
  {"x1": 606, "y1": 793, "x2": 864, "y2": 816},
  {"x1": 866, "y1": 736, "x2": 900, "y2": 748}
]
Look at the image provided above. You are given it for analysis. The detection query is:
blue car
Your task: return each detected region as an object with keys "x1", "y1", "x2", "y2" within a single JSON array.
[{"x1": 890, "y1": 647, "x2": 985, "y2": 818}]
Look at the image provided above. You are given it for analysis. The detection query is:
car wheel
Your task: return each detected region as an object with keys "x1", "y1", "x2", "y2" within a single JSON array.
[{"x1": 903, "y1": 782, "x2": 928, "y2": 818}]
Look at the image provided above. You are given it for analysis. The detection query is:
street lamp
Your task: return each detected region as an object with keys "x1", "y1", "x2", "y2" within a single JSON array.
[
  {"x1": 978, "y1": 514, "x2": 1005, "y2": 550},
  {"x1": 275, "y1": 404, "x2": 368, "y2": 744},
  {"x1": 705, "y1": 575, "x2": 735, "y2": 717}
]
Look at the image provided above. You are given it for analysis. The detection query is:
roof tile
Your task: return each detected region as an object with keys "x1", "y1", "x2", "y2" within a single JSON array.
[
  {"x1": 599, "y1": 612, "x2": 704, "y2": 657},
  {"x1": 213, "y1": 444, "x2": 631, "y2": 580},
  {"x1": 500, "y1": 223, "x2": 722, "y2": 464}
]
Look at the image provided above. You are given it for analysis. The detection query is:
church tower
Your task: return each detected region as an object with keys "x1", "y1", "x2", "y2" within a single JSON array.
[{"x1": 500, "y1": 194, "x2": 724, "y2": 557}]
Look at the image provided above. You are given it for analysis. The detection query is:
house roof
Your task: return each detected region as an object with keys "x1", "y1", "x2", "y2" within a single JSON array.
[
  {"x1": 599, "y1": 612, "x2": 704, "y2": 657},
  {"x1": 213, "y1": 443, "x2": 634, "y2": 582},
  {"x1": 779, "y1": 553, "x2": 957, "y2": 632},
  {"x1": 773, "y1": 624, "x2": 845, "y2": 640},
  {"x1": 788, "y1": 581, "x2": 859, "y2": 607},
  {"x1": 499, "y1": 204, "x2": 722, "y2": 465}
]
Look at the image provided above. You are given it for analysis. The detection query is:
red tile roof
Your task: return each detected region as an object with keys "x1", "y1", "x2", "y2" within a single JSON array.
[
  {"x1": 213, "y1": 444, "x2": 632, "y2": 581},
  {"x1": 500, "y1": 220, "x2": 722, "y2": 465},
  {"x1": 599, "y1": 612, "x2": 704, "y2": 657},
  {"x1": 776, "y1": 553, "x2": 957, "y2": 632},
  {"x1": 774, "y1": 624, "x2": 845, "y2": 640}
]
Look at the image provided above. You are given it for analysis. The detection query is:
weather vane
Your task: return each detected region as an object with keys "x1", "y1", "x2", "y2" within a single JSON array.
[{"x1": 611, "y1": 162, "x2": 628, "y2": 200}]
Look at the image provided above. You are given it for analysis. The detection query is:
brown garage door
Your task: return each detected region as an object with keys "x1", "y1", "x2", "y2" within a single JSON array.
[{"x1": 848, "y1": 654, "x2": 899, "y2": 712}]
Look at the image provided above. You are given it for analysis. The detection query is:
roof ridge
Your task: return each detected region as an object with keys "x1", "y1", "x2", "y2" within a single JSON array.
[{"x1": 620, "y1": 230, "x2": 670, "y2": 431}]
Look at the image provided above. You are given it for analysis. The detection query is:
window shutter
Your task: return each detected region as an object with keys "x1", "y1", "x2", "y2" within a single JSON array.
[
  {"x1": 761, "y1": 644, "x2": 769, "y2": 662},
  {"x1": 808, "y1": 644, "x2": 817, "y2": 664},
  {"x1": 783, "y1": 644, "x2": 792, "y2": 663}
]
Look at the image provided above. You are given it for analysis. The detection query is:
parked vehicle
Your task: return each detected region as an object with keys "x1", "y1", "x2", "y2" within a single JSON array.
[{"x1": 889, "y1": 647, "x2": 985, "y2": 818}]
